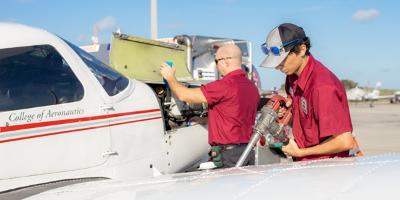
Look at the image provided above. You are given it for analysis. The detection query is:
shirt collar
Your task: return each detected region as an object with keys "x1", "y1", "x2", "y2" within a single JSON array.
[
  {"x1": 290, "y1": 54, "x2": 315, "y2": 92},
  {"x1": 223, "y1": 69, "x2": 245, "y2": 79}
]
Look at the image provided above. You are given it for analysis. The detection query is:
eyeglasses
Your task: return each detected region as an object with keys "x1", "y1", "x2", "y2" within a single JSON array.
[
  {"x1": 214, "y1": 57, "x2": 232, "y2": 64},
  {"x1": 261, "y1": 38, "x2": 303, "y2": 56}
]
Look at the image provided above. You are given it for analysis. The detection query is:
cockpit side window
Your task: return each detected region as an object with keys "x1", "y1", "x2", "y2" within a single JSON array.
[
  {"x1": 0, "y1": 45, "x2": 84, "y2": 112},
  {"x1": 65, "y1": 40, "x2": 129, "y2": 96}
]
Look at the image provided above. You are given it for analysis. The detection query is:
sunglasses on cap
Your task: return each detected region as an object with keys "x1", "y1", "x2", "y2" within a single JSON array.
[{"x1": 261, "y1": 38, "x2": 303, "y2": 56}]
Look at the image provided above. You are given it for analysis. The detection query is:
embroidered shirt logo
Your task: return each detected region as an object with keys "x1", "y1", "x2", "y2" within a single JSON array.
[{"x1": 301, "y1": 96, "x2": 308, "y2": 115}]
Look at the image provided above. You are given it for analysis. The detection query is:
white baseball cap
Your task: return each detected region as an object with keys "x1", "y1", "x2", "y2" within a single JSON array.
[{"x1": 260, "y1": 23, "x2": 306, "y2": 68}]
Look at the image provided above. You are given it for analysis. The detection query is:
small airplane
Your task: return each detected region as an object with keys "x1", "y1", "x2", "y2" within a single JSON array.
[
  {"x1": 390, "y1": 91, "x2": 400, "y2": 104},
  {"x1": 363, "y1": 82, "x2": 394, "y2": 101},
  {"x1": 346, "y1": 86, "x2": 366, "y2": 101},
  {"x1": 0, "y1": 22, "x2": 210, "y2": 193},
  {"x1": 346, "y1": 82, "x2": 394, "y2": 107}
]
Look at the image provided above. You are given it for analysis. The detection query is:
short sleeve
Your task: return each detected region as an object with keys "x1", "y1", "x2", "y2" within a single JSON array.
[
  {"x1": 200, "y1": 80, "x2": 228, "y2": 106},
  {"x1": 313, "y1": 86, "x2": 352, "y2": 138}
]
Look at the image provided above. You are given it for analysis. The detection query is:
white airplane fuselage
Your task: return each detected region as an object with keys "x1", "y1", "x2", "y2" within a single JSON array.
[{"x1": 0, "y1": 23, "x2": 209, "y2": 192}]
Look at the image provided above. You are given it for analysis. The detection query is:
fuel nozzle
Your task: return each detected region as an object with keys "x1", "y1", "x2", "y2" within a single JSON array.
[
  {"x1": 262, "y1": 95, "x2": 292, "y2": 148},
  {"x1": 235, "y1": 95, "x2": 292, "y2": 167}
]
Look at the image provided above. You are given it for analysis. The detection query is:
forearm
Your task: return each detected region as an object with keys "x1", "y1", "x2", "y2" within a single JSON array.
[
  {"x1": 300, "y1": 132, "x2": 354, "y2": 157},
  {"x1": 167, "y1": 78, "x2": 206, "y2": 104},
  {"x1": 168, "y1": 78, "x2": 189, "y2": 99}
]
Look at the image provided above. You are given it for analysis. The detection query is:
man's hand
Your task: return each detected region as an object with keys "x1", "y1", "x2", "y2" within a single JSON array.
[
  {"x1": 277, "y1": 97, "x2": 292, "y2": 118},
  {"x1": 160, "y1": 62, "x2": 176, "y2": 82},
  {"x1": 285, "y1": 97, "x2": 292, "y2": 108},
  {"x1": 158, "y1": 62, "x2": 208, "y2": 104},
  {"x1": 282, "y1": 138, "x2": 304, "y2": 157},
  {"x1": 282, "y1": 132, "x2": 354, "y2": 159}
]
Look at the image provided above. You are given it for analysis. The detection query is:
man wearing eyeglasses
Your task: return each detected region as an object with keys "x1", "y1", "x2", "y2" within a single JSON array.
[
  {"x1": 261, "y1": 23, "x2": 355, "y2": 161},
  {"x1": 160, "y1": 44, "x2": 260, "y2": 168}
]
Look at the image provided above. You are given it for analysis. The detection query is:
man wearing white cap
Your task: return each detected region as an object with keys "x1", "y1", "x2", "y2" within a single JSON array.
[{"x1": 261, "y1": 23, "x2": 355, "y2": 161}]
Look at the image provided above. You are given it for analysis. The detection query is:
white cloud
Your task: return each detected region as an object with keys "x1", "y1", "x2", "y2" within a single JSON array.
[
  {"x1": 92, "y1": 16, "x2": 117, "y2": 37},
  {"x1": 352, "y1": 8, "x2": 380, "y2": 22}
]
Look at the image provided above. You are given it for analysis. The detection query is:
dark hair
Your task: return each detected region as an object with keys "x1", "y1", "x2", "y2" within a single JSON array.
[{"x1": 289, "y1": 37, "x2": 311, "y2": 56}]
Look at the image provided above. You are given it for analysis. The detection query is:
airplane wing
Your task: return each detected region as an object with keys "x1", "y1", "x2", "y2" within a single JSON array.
[
  {"x1": 372, "y1": 95, "x2": 394, "y2": 100},
  {"x1": 24, "y1": 154, "x2": 400, "y2": 200}
]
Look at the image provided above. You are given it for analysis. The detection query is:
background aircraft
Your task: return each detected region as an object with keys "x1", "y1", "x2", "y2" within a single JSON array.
[{"x1": 346, "y1": 82, "x2": 394, "y2": 104}]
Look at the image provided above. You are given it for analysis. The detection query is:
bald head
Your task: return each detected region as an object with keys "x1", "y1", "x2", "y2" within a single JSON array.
[{"x1": 215, "y1": 44, "x2": 242, "y2": 75}]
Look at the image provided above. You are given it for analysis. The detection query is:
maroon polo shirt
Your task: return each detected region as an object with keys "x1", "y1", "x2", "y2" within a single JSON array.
[
  {"x1": 201, "y1": 69, "x2": 260, "y2": 145},
  {"x1": 285, "y1": 55, "x2": 353, "y2": 161}
]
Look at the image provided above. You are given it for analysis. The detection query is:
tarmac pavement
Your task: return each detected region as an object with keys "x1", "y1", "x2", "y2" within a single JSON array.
[{"x1": 350, "y1": 101, "x2": 400, "y2": 155}]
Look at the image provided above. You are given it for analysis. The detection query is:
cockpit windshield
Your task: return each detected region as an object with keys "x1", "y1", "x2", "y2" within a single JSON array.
[{"x1": 64, "y1": 39, "x2": 129, "y2": 96}]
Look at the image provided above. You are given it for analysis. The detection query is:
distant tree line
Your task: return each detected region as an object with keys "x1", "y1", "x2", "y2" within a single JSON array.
[
  {"x1": 279, "y1": 79, "x2": 395, "y2": 94},
  {"x1": 341, "y1": 79, "x2": 358, "y2": 90},
  {"x1": 341, "y1": 79, "x2": 396, "y2": 95},
  {"x1": 282, "y1": 79, "x2": 360, "y2": 90}
]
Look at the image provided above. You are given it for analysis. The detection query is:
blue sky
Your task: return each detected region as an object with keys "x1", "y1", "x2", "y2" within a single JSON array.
[{"x1": 2, "y1": 0, "x2": 399, "y2": 90}]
